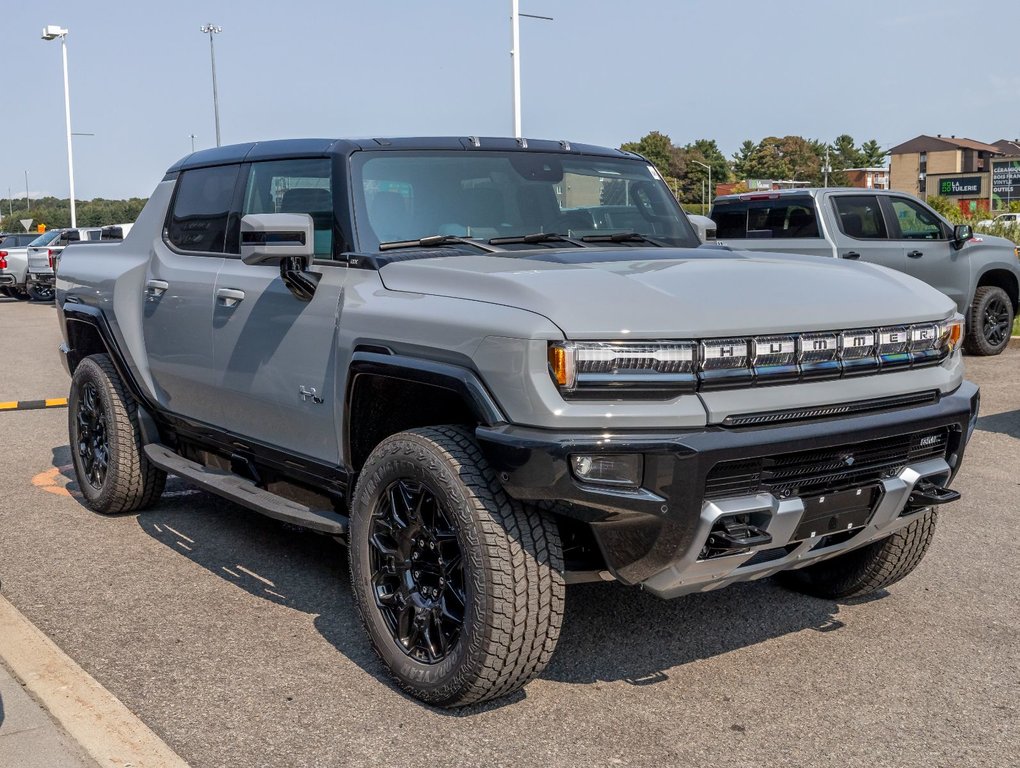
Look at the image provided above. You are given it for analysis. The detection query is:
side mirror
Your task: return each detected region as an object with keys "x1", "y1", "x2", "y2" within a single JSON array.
[
  {"x1": 240, "y1": 213, "x2": 315, "y2": 266},
  {"x1": 240, "y1": 213, "x2": 320, "y2": 301},
  {"x1": 953, "y1": 224, "x2": 973, "y2": 246}
]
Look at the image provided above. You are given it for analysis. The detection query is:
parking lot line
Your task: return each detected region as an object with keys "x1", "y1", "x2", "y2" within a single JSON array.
[
  {"x1": 0, "y1": 398, "x2": 68, "y2": 411},
  {"x1": 0, "y1": 596, "x2": 190, "y2": 768}
]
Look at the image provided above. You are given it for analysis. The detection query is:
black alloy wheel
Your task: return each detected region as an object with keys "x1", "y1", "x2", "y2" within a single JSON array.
[
  {"x1": 982, "y1": 295, "x2": 1011, "y2": 347},
  {"x1": 75, "y1": 381, "x2": 109, "y2": 490},
  {"x1": 369, "y1": 478, "x2": 465, "y2": 664}
]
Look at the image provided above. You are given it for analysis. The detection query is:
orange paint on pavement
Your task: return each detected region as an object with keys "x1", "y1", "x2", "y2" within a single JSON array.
[{"x1": 31, "y1": 465, "x2": 77, "y2": 498}]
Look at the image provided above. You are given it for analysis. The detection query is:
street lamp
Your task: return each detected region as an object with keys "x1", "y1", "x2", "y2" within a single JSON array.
[
  {"x1": 691, "y1": 159, "x2": 712, "y2": 213},
  {"x1": 200, "y1": 24, "x2": 222, "y2": 147},
  {"x1": 510, "y1": 2, "x2": 553, "y2": 138},
  {"x1": 41, "y1": 25, "x2": 76, "y2": 228}
]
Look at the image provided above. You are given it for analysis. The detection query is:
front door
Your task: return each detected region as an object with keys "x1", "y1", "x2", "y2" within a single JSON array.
[{"x1": 209, "y1": 157, "x2": 344, "y2": 463}]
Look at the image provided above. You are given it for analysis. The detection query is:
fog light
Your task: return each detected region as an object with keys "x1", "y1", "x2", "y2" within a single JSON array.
[{"x1": 569, "y1": 454, "x2": 643, "y2": 487}]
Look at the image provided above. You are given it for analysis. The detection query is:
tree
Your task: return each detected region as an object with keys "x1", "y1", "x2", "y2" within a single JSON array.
[
  {"x1": 860, "y1": 139, "x2": 886, "y2": 167},
  {"x1": 620, "y1": 131, "x2": 681, "y2": 178},
  {"x1": 731, "y1": 140, "x2": 757, "y2": 179}
]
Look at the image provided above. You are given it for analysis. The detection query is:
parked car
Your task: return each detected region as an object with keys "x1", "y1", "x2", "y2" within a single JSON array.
[
  {"x1": 0, "y1": 232, "x2": 43, "y2": 300},
  {"x1": 976, "y1": 212, "x2": 1020, "y2": 229},
  {"x1": 26, "y1": 227, "x2": 101, "y2": 301},
  {"x1": 711, "y1": 188, "x2": 1020, "y2": 355},
  {"x1": 57, "y1": 137, "x2": 976, "y2": 707}
]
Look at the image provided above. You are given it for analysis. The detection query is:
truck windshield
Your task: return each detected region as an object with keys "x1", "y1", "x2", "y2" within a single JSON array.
[{"x1": 351, "y1": 150, "x2": 700, "y2": 252}]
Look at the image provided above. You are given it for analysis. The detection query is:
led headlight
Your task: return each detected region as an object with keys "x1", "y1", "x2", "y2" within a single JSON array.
[
  {"x1": 937, "y1": 316, "x2": 964, "y2": 355},
  {"x1": 548, "y1": 341, "x2": 696, "y2": 396}
]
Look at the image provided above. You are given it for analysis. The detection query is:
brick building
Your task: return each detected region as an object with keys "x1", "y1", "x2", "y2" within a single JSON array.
[{"x1": 888, "y1": 135, "x2": 1002, "y2": 204}]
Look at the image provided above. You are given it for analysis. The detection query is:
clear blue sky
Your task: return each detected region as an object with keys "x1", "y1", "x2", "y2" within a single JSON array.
[{"x1": 4, "y1": 0, "x2": 1019, "y2": 201}]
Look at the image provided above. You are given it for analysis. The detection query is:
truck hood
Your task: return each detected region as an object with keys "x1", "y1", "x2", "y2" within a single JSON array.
[{"x1": 376, "y1": 248, "x2": 957, "y2": 338}]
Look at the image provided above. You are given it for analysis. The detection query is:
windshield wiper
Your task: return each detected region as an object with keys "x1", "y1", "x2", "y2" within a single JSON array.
[
  {"x1": 378, "y1": 235, "x2": 502, "y2": 253},
  {"x1": 580, "y1": 232, "x2": 669, "y2": 247},
  {"x1": 488, "y1": 232, "x2": 588, "y2": 247}
]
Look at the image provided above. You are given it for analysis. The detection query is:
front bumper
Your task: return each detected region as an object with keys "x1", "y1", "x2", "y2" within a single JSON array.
[{"x1": 476, "y1": 381, "x2": 979, "y2": 597}]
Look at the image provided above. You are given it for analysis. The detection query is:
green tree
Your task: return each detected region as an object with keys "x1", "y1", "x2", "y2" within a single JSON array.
[
  {"x1": 860, "y1": 139, "x2": 886, "y2": 167},
  {"x1": 731, "y1": 140, "x2": 757, "y2": 179},
  {"x1": 620, "y1": 131, "x2": 681, "y2": 178}
]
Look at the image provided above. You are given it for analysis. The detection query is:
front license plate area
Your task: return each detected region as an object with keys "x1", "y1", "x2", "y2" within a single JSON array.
[{"x1": 794, "y1": 485, "x2": 881, "y2": 541}]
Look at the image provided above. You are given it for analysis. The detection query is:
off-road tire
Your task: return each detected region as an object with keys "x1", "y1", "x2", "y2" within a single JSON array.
[
  {"x1": 68, "y1": 354, "x2": 166, "y2": 514},
  {"x1": 349, "y1": 426, "x2": 565, "y2": 707},
  {"x1": 26, "y1": 281, "x2": 54, "y2": 302},
  {"x1": 964, "y1": 285, "x2": 1014, "y2": 356},
  {"x1": 777, "y1": 509, "x2": 937, "y2": 599}
]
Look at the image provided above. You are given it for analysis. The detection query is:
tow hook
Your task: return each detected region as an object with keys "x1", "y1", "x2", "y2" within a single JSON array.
[
  {"x1": 702, "y1": 516, "x2": 773, "y2": 559},
  {"x1": 905, "y1": 480, "x2": 961, "y2": 512}
]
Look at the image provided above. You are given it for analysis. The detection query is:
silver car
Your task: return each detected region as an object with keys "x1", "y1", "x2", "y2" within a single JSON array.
[
  {"x1": 26, "y1": 227, "x2": 101, "y2": 301},
  {"x1": 0, "y1": 232, "x2": 43, "y2": 300}
]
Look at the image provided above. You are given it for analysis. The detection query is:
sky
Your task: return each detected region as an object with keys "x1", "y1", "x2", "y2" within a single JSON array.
[{"x1": 3, "y1": 0, "x2": 1020, "y2": 201}]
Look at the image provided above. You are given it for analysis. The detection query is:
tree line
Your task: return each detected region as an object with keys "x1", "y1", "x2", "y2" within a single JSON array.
[
  {"x1": 621, "y1": 131, "x2": 887, "y2": 204},
  {"x1": 0, "y1": 196, "x2": 147, "y2": 232}
]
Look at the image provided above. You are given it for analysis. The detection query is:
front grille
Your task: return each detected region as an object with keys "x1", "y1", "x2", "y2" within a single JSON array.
[{"x1": 704, "y1": 428, "x2": 950, "y2": 500}]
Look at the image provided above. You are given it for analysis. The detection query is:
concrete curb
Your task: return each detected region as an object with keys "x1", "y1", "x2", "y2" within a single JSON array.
[{"x1": 0, "y1": 595, "x2": 189, "y2": 768}]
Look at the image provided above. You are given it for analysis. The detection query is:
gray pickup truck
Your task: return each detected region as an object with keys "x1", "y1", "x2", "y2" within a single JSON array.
[
  {"x1": 56, "y1": 138, "x2": 978, "y2": 706},
  {"x1": 711, "y1": 188, "x2": 1020, "y2": 356}
]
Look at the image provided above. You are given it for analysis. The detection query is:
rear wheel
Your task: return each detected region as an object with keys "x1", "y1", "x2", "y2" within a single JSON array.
[
  {"x1": 26, "y1": 281, "x2": 54, "y2": 302},
  {"x1": 777, "y1": 510, "x2": 937, "y2": 599},
  {"x1": 349, "y1": 426, "x2": 564, "y2": 706},
  {"x1": 69, "y1": 354, "x2": 166, "y2": 514},
  {"x1": 964, "y1": 285, "x2": 1013, "y2": 356}
]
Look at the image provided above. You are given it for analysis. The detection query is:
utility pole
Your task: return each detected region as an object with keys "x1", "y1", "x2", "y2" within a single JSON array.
[
  {"x1": 691, "y1": 159, "x2": 712, "y2": 213},
  {"x1": 200, "y1": 24, "x2": 222, "y2": 147},
  {"x1": 189, "y1": 133, "x2": 197, "y2": 153},
  {"x1": 24, "y1": 171, "x2": 30, "y2": 211},
  {"x1": 824, "y1": 145, "x2": 830, "y2": 188}
]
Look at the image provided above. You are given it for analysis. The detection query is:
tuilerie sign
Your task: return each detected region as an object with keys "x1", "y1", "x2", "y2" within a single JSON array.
[{"x1": 938, "y1": 176, "x2": 982, "y2": 196}]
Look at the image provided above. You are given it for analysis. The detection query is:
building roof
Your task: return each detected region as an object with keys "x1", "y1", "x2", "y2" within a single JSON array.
[
  {"x1": 888, "y1": 134, "x2": 1003, "y2": 155},
  {"x1": 992, "y1": 139, "x2": 1020, "y2": 156}
]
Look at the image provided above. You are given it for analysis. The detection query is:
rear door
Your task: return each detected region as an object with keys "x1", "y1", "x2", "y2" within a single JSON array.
[
  {"x1": 880, "y1": 194, "x2": 967, "y2": 311},
  {"x1": 827, "y1": 194, "x2": 905, "y2": 272},
  {"x1": 209, "y1": 157, "x2": 344, "y2": 464},
  {"x1": 141, "y1": 163, "x2": 237, "y2": 424}
]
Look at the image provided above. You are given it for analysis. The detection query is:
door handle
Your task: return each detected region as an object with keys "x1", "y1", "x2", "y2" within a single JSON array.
[
  {"x1": 842, "y1": 251, "x2": 861, "y2": 260},
  {"x1": 216, "y1": 287, "x2": 245, "y2": 307},
  {"x1": 907, "y1": 250, "x2": 924, "y2": 258},
  {"x1": 145, "y1": 279, "x2": 169, "y2": 298}
]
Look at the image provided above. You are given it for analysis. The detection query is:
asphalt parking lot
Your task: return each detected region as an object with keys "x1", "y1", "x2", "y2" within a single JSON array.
[{"x1": 0, "y1": 297, "x2": 1017, "y2": 768}]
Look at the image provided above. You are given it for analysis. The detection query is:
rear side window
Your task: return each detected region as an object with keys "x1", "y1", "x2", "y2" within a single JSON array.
[
  {"x1": 713, "y1": 199, "x2": 819, "y2": 239},
  {"x1": 167, "y1": 164, "x2": 240, "y2": 253},
  {"x1": 832, "y1": 196, "x2": 887, "y2": 239},
  {"x1": 241, "y1": 158, "x2": 334, "y2": 257}
]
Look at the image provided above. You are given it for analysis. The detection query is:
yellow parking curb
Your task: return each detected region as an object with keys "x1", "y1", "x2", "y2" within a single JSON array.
[{"x1": 0, "y1": 397, "x2": 68, "y2": 411}]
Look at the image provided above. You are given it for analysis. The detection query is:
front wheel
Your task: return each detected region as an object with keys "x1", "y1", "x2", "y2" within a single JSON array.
[
  {"x1": 965, "y1": 285, "x2": 1014, "y2": 356},
  {"x1": 68, "y1": 354, "x2": 166, "y2": 514},
  {"x1": 349, "y1": 426, "x2": 565, "y2": 707},
  {"x1": 777, "y1": 509, "x2": 937, "y2": 599}
]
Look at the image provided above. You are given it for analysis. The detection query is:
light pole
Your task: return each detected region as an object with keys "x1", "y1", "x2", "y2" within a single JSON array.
[
  {"x1": 691, "y1": 159, "x2": 712, "y2": 213},
  {"x1": 189, "y1": 133, "x2": 197, "y2": 153},
  {"x1": 41, "y1": 25, "x2": 76, "y2": 228},
  {"x1": 200, "y1": 24, "x2": 222, "y2": 147},
  {"x1": 24, "y1": 171, "x2": 30, "y2": 212},
  {"x1": 510, "y1": 3, "x2": 552, "y2": 138}
]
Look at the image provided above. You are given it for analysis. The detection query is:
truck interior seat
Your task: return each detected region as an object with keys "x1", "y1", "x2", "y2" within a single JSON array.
[{"x1": 841, "y1": 212, "x2": 864, "y2": 238}]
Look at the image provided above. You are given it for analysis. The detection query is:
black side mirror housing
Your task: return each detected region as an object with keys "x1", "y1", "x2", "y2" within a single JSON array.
[{"x1": 953, "y1": 224, "x2": 973, "y2": 246}]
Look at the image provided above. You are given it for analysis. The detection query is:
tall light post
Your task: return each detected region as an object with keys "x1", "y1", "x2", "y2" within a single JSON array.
[
  {"x1": 510, "y1": 3, "x2": 552, "y2": 138},
  {"x1": 41, "y1": 25, "x2": 76, "y2": 228},
  {"x1": 200, "y1": 24, "x2": 222, "y2": 147},
  {"x1": 691, "y1": 159, "x2": 712, "y2": 213}
]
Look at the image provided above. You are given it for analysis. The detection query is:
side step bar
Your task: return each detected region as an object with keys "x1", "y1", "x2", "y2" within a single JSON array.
[{"x1": 143, "y1": 444, "x2": 349, "y2": 536}]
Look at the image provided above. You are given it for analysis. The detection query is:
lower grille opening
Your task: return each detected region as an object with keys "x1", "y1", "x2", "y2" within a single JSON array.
[
  {"x1": 740, "y1": 544, "x2": 798, "y2": 568},
  {"x1": 809, "y1": 529, "x2": 861, "y2": 550},
  {"x1": 700, "y1": 513, "x2": 772, "y2": 560}
]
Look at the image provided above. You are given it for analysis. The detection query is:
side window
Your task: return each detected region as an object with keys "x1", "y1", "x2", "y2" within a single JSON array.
[
  {"x1": 889, "y1": 198, "x2": 945, "y2": 240},
  {"x1": 167, "y1": 164, "x2": 240, "y2": 253},
  {"x1": 832, "y1": 195, "x2": 887, "y2": 239},
  {"x1": 712, "y1": 200, "x2": 818, "y2": 239},
  {"x1": 242, "y1": 158, "x2": 333, "y2": 258}
]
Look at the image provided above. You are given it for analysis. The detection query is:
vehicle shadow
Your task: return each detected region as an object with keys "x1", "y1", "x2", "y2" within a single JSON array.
[
  {"x1": 127, "y1": 484, "x2": 847, "y2": 713},
  {"x1": 976, "y1": 409, "x2": 1020, "y2": 440}
]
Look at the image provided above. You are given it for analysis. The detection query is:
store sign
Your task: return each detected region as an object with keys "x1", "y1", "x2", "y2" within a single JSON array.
[
  {"x1": 991, "y1": 160, "x2": 1020, "y2": 203},
  {"x1": 938, "y1": 176, "x2": 981, "y2": 196}
]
